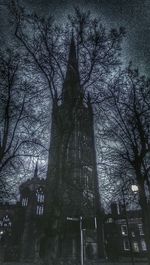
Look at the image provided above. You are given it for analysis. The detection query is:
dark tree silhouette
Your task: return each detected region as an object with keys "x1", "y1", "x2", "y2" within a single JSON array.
[
  {"x1": 8, "y1": 2, "x2": 125, "y2": 264},
  {"x1": 0, "y1": 49, "x2": 47, "y2": 202},
  {"x1": 99, "y1": 66, "x2": 150, "y2": 264}
]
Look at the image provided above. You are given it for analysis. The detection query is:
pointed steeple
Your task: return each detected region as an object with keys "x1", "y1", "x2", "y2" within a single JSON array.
[
  {"x1": 33, "y1": 160, "x2": 38, "y2": 179},
  {"x1": 62, "y1": 32, "x2": 82, "y2": 104},
  {"x1": 66, "y1": 32, "x2": 78, "y2": 76}
]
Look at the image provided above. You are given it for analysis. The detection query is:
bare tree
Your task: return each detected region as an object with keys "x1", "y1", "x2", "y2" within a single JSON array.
[
  {"x1": 7, "y1": 2, "x2": 126, "y2": 264},
  {"x1": 0, "y1": 49, "x2": 48, "y2": 202},
  {"x1": 98, "y1": 66, "x2": 150, "y2": 263}
]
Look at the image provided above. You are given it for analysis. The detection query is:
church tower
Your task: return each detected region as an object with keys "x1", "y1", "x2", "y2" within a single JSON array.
[{"x1": 45, "y1": 35, "x2": 104, "y2": 261}]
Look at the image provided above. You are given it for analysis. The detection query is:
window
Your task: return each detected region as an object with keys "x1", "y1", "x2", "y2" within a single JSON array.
[
  {"x1": 123, "y1": 239, "x2": 130, "y2": 251},
  {"x1": 121, "y1": 225, "x2": 128, "y2": 235},
  {"x1": 37, "y1": 194, "x2": 44, "y2": 203},
  {"x1": 141, "y1": 240, "x2": 147, "y2": 251},
  {"x1": 3, "y1": 215, "x2": 11, "y2": 227},
  {"x1": 36, "y1": 206, "x2": 39, "y2": 215},
  {"x1": 107, "y1": 218, "x2": 113, "y2": 223},
  {"x1": 138, "y1": 224, "x2": 144, "y2": 235},
  {"x1": 3, "y1": 215, "x2": 9, "y2": 222},
  {"x1": 133, "y1": 242, "x2": 139, "y2": 252},
  {"x1": 83, "y1": 166, "x2": 93, "y2": 190},
  {"x1": 22, "y1": 197, "x2": 28, "y2": 207},
  {"x1": 36, "y1": 205, "x2": 44, "y2": 215},
  {"x1": 36, "y1": 188, "x2": 44, "y2": 203}
]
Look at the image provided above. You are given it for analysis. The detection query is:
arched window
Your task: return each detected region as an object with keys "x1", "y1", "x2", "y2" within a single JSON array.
[
  {"x1": 40, "y1": 206, "x2": 43, "y2": 215},
  {"x1": 36, "y1": 205, "x2": 40, "y2": 215},
  {"x1": 36, "y1": 205, "x2": 44, "y2": 215},
  {"x1": 3, "y1": 215, "x2": 11, "y2": 227},
  {"x1": 36, "y1": 187, "x2": 44, "y2": 203},
  {"x1": 22, "y1": 197, "x2": 28, "y2": 207}
]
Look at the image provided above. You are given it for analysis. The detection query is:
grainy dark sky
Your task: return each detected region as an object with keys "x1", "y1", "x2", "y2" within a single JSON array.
[{"x1": 0, "y1": 0, "x2": 150, "y2": 76}]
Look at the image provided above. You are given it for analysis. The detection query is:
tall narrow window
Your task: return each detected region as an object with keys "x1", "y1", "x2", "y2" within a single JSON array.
[
  {"x1": 36, "y1": 205, "x2": 44, "y2": 215},
  {"x1": 36, "y1": 188, "x2": 44, "y2": 203},
  {"x1": 121, "y1": 225, "x2": 128, "y2": 235},
  {"x1": 22, "y1": 197, "x2": 28, "y2": 207},
  {"x1": 141, "y1": 240, "x2": 147, "y2": 251},
  {"x1": 36, "y1": 205, "x2": 39, "y2": 215},
  {"x1": 123, "y1": 239, "x2": 130, "y2": 251},
  {"x1": 3, "y1": 215, "x2": 11, "y2": 227},
  {"x1": 133, "y1": 242, "x2": 139, "y2": 252},
  {"x1": 138, "y1": 224, "x2": 144, "y2": 235},
  {"x1": 39, "y1": 206, "x2": 44, "y2": 215}
]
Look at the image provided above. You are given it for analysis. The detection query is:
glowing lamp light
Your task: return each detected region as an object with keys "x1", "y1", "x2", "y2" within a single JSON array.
[
  {"x1": 131, "y1": 185, "x2": 139, "y2": 193},
  {"x1": 0, "y1": 231, "x2": 4, "y2": 235}
]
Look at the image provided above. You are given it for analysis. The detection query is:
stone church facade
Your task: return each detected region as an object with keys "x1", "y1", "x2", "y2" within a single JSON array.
[{"x1": 0, "y1": 36, "x2": 104, "y2": 264}]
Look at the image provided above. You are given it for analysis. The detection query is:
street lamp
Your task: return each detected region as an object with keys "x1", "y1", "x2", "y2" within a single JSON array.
[
  {"x1": 67, "y1": 216, "x2": 84, "y2": 265},
  {"x1": 131, "y1": 185, "x2": 139, "y2": 193}
]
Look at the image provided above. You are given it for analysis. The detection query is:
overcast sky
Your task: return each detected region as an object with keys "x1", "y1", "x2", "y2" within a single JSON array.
[{"x1": 0, "y1": 0, "x2": 150, "y2": 76}]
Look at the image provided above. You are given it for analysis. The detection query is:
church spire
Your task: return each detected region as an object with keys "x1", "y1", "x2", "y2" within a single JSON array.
[
  {"x1": 67, "y1": 32, "x2": 78, "y2": 75},
  {"x1": 62, "y1": 33, "x2": 82, "y2": 103}
]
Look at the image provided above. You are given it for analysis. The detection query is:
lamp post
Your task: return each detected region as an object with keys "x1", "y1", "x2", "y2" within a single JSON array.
[
  {"x1": 80, "y1": 217, "x2": 84, "y2": 265},
  {"x1": 67, "y1": 216, "x2": 84, "y2": 265}
]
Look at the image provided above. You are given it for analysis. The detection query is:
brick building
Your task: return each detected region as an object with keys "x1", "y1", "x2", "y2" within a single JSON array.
[{"x1": 104, "y1": 203, "x2": 147, "y2": 260}]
